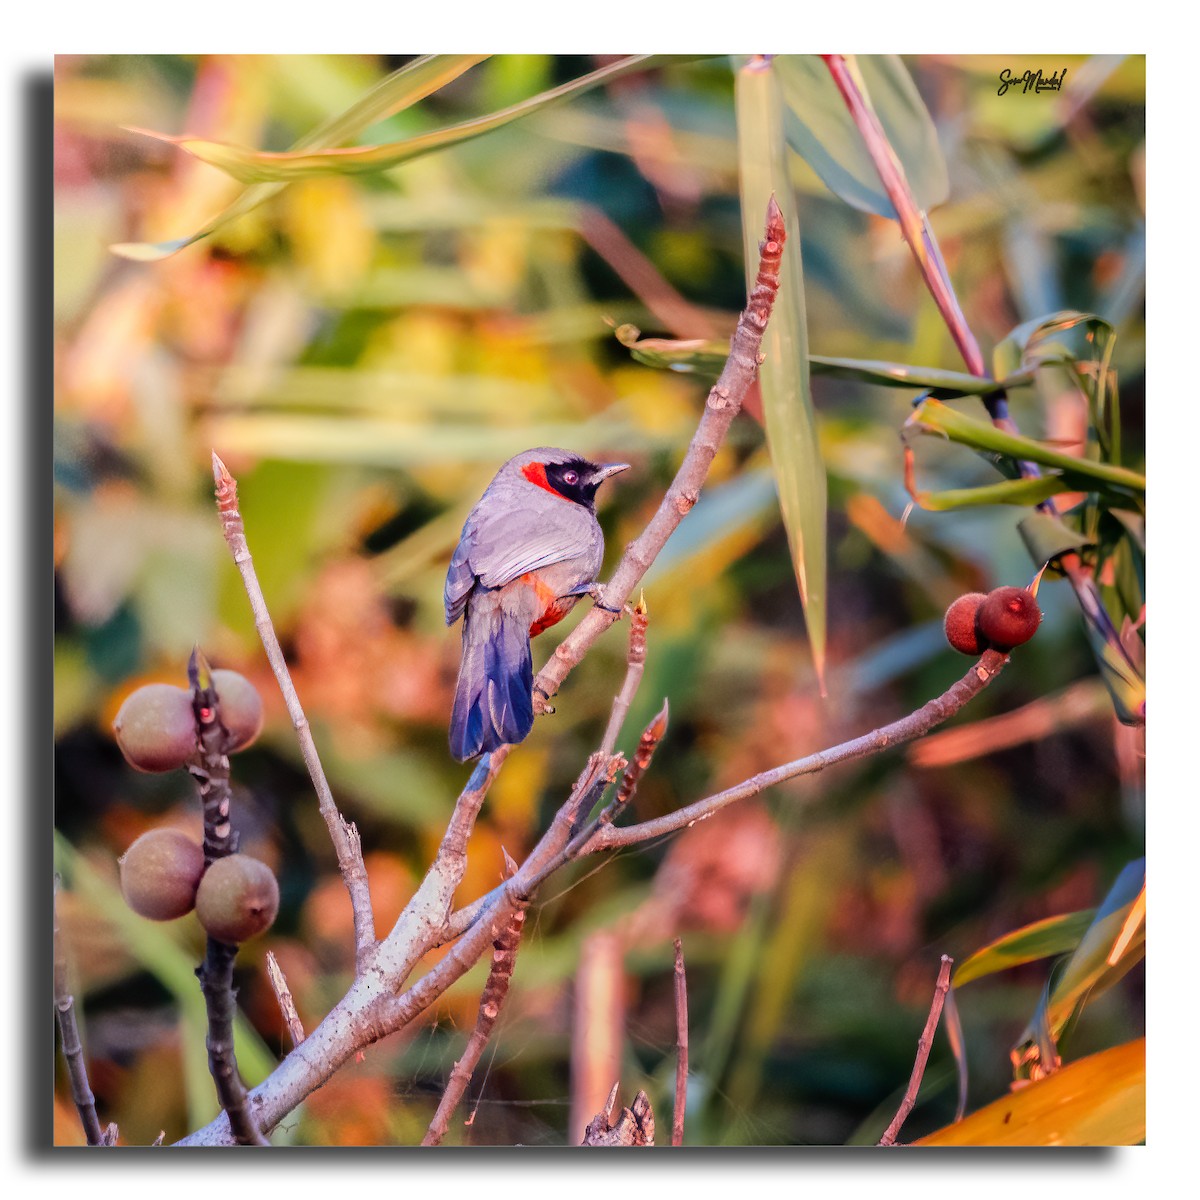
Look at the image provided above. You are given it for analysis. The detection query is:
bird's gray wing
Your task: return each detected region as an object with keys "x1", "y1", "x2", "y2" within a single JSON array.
[{"x1": 445, "y1": 500, "x2": 588, "y2": 624}]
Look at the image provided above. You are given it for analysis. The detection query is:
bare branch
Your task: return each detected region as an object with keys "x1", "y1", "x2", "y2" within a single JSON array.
[
  {"x1": 212, "y1": 452, "x2": 376, "y2": 968},
  {"x1": 587, "y1": 651, "x2": 1009, "y2": 850},
  {"x1": 266, "y1": 951, "x2": 306, "y2": 1048},
  {"x1": 53, "y1": 881, "x2": 106, "y2": 1146},
  {"x1": 672, "y1": 938, "x2": 688, "y2": 1148},
  {"x1": 532, "y1": 196, "x2": 786, "y2": 711},
  {"x1": 878, "y1": 955, "x2": 954, "y2": 1147}
]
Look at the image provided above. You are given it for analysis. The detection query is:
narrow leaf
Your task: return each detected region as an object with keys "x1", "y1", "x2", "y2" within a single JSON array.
[
  {"x1": 909, "y1": 398, "x2": 1146, "y2": 499},
  {"x1": 915, "y1": 1038, "x2": 1144, "y2": 1146},
  {"x1": 113, "y1": 54, "x2": 489, "y2": 260},
  {"x1": 776, "y1": 55, "x2": 948, "y2": 218},
  {"x1": 736, "y1": 60, "x2": 828, "y2": 691},
  {"x1": 136, "y1": 55, "x2": 693, "y2": 185},
  {"x1": 1012, "y1": 859, "x2": 1146, "y2": 1080},
  {"x1": 954, "y1": 910, "x2": 1097, "y2": 987},
  {"x1": 914, "y1": 476, "x2": 1071, "y2": 512}
]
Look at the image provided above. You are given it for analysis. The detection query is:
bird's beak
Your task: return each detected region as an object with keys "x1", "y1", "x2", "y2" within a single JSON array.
[{"x1": 595, "y1": 462, "x2": 631, "y2": 482}]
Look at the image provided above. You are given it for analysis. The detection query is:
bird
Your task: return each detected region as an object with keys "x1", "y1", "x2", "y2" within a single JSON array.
[{"x1": 444, "y1": 447, "x2": 630, "y2": 762}]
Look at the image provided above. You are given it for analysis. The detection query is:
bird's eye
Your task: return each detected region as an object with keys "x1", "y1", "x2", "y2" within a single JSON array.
[{"x1": 563, "y1": 470, "x2": 579, "y2": 485}]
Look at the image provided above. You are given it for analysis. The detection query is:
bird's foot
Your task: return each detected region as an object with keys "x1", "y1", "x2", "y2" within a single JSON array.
[
  {"x1": 533, "y1": 684, "x2": 556, "y2": 715},
  {"x1": 585, "y1": 583, "x2": 627, "y2": 616}
]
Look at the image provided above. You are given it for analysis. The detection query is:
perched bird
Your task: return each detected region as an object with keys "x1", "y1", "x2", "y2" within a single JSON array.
[{"x1": 444, "y1": 447, "x2": 629, "y2": 762}]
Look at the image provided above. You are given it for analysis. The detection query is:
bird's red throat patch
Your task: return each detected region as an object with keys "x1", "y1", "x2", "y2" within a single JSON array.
[{"x1": 521, "y1": 461, "x2": 570, "y2": 501}]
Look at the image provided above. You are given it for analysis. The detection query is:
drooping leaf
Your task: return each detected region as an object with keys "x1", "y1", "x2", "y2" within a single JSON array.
[
  {"x1": 1012, "y1": 859, "x2": 1146, "y2": 1082},
  {"x1": 113, "y1": 54, "x2": 489, "y2": 260},
  {"x1": 915, "y1": 1038, "x2": 1144, "y2": 1146},
  {"x1": 736, "y1": 59, "x2": 828, "y2": 691},
  {"x1": 954, "y1": 910, "x2": 1097, "y2": 987},
  {"x1": 908, "y1": 397, "x2": 1145, "y2": 503},
  {"x1": 129, "y1": 55, "x2": 699, "y2": 185},
  {"x1": 615, "y1": 325, "x2": 1029, "y2": 399},
  {"x1": 1017, "y1": 511, "x2": 1097, "y2": 565},
  {"x1": 913, "y1": 476, "x2": 1071, "y2": 512},
  {"x1": 776, "y1": 55, "x2": 948, "y2": 218}
]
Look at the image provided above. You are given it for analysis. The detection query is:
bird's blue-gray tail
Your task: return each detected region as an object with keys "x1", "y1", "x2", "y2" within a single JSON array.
[{"x1": 449, "y1": 607, "x2": 534, "y2": 762}]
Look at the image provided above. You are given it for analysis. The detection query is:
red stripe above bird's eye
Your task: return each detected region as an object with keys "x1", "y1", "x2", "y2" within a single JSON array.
[{"x1": 521, "y1": 461, "x2": 570, "y2": 501}]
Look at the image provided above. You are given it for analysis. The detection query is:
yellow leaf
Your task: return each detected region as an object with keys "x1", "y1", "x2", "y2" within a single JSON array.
[{"x1": 915, "y1": 1039, "x2": 1144, "y2": 1146}]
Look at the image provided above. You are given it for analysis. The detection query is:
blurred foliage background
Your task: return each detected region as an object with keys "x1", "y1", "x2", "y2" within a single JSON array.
[{"x1": 53, "y1": 54, "x2": 1144, "y2": 1146}]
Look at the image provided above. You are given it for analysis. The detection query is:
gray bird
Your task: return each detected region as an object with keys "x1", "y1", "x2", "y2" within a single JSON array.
[{"x1": 444, "y1": 447, "x2": 629, "y2": 761}]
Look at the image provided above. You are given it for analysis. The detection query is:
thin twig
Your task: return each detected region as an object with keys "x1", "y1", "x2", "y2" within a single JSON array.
[
  {"x1": 878, "y1": 955, "x2": 954, "y2": 1147},
  {"x1": 599, "y1": 593, "x2": 649, "y2": 757},
  {"x1": 266, "y1": 951, "x2": 306, "y2": 1048},
  {"x1": 588, "y1": 652, "x2": 1009, "y2": 850},
  {"x1": 532, "y1": 195, "x2": 786, "y2": 711},
  {"x1": 53, "y1": 880, "x2": 106, "y2": 1146},
  {"x1": 188, "y1": 649, "x2": 268, "y2": 1146},
  {"x1": 672, "y1": 937, "x2": 688, "y2": 1148},
  {"x1": 422, "y1": 853, "x2": 528, "y2": 1146},
  {"x1": 212, "y1": 452, "x2": 377, "y2": 967}
]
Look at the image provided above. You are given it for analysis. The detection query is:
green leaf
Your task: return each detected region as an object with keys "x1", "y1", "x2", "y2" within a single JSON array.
[
  {"x1": 1012, "y1": 859, "x2": 1146, "y2": 1081},
  {"x1": 992, "y1": 309, "x2": 1116, "y2": 381},
  {"x1": 916, "y1": 1038, "x2": 1145, "y2": 1146},
  {"x1": 1018, "y1": 511, "x2": 1097, "y2": 565},
  {"x1": 113, "y1": 54, "x2": 489, "y2": 260},
  {"x1": 909, "y1": 397, "x2": 1146, "y2": 501},
  {"x1": 736, "y1": 60, "x2": 828, "y2": 691},
  {"x1": 614, "y1": 327, "x2": 1030, "y2": 400},
  {"x1": 954, "y1": 909, "x2": 1097, "y2": 987},
  {"x1": 133, "y1": 55, "x2": 698, "y2": 186},
  {"x1": 776, "y1": 55, "x2": 948, "y2": 218},
  {"x1": 810, "y1": 356, "x2": 1029, "y2": 397},
  {"x1": 915, "y1": 476, "x2": 1070, "y2": 512}
]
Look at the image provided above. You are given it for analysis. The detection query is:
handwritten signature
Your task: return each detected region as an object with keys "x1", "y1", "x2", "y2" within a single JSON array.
[{"x1": 997, "y1": 68, "x2": 1067, "y2": 97}]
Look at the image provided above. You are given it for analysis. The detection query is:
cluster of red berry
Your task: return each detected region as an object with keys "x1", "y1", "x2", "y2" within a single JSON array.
[
  {"x1": 113, "y1": 671, "x2": 279, "y2": 945},
  {"x1": 944, "y1": 585, "x2": 1042, "y2": 656}
]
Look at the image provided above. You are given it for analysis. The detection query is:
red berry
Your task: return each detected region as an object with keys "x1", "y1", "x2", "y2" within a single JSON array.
[
  {"x1": 944, "y1": 593, "x2": 987, "y2": 655},
  {"x1": 978, "y1": 586, "x2": 1042, "y2": 650}
]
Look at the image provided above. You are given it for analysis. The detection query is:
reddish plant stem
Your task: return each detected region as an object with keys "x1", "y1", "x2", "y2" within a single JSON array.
[
  {"x1": 422, "y1": 857, "x2": 528, "y2": 1147},
  {"x1": 878, "y1": 955, "x2": 954, "y2": 1146},
  {"x1": 672, "y1": 938, "x2": 689, "y2": 1148}
]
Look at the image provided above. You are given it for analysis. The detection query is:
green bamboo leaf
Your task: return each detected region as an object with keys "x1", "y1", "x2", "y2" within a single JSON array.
[
  {"x1": 992, "y1": 310, "x2": 1116, "y2": 380},
  {"x1": 954, "y1": 910, "x2": 1097, "y2": 987},
  {"x1": 776, "y1": 54, "x2": 948, "y2": 218},
  {"x1": 736, "y1": 60, "x2": 828, "y2": 691},
  {"x1": 1017, "y1": 511, "x2": 1097, "y2": 565},
  {"x1": 916, "y1": 1038, "x2": 1145, "y2": 1146},
  {"x1": 810, "y1": 356, "x2": 1029, "y2": 397},
  {"x1": 915, "y1": 476, "x2": 1072, "y2": 512},
  {"x1": 112, "y1": 54, "x2": 489, "y2": 260},
  {"x1": 909, "y1": 398, "x2": 1146, "y2": 499},
  {"x1": 135, "y1": 55, "x2": 694, "y2": 186},
  {"x1": 1012, "y1": 859, "x2": 1145, "y2": 1081},
  {"x1": 54, "y1": 833, "x2": 279, "y2": 1131}
]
